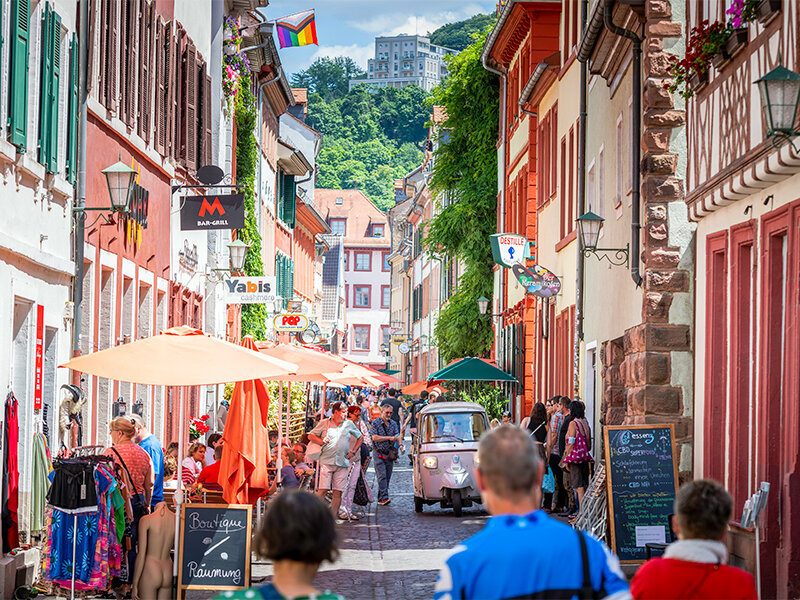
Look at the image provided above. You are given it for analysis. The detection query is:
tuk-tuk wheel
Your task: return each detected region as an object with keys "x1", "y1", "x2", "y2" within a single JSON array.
[
  {"x1": 452, "y1": 489, "x2": 463, "y2": 517},
  {"x1": 414, "y1": 496, "x2": 423, "y2": 513}
]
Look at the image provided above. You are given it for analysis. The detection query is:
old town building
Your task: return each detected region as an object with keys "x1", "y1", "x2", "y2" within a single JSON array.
[
  {"x1": 316, "y1": 189, "x2": 391, "y2": 369},
  {"x1": 684, "y1": 3, "x2": 799, "y2": 596}
]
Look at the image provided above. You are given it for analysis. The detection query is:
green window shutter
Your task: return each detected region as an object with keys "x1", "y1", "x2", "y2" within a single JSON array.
[
  {"x1": 65, "y1": 34, "x2": 78, "y2": 183},
  {"x1": 276, "y1": 172, "x2": 284, "y2": 223},
  {"x1": 9, "y1": 0, "x2": 30, "y2": 152},
  {"x1": 285, "y1": 176, "x2": 296, "y2": 228},
  {"x1": 39, "y1": 5, "x2": 60, "y2": 172}
]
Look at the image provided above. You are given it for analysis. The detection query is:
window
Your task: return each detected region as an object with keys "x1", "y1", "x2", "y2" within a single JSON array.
[
  {"x1": 382, "y1": 252, "x2": 390, "y2": 271},
  {"x1": 353, "y1": 325, "x2": 370, "y2": 351},
  {"x1": 381, "y1": 325, "x2": 391, "y2": 348},
  {"x1": 615, "y1": 115, "x2": 624, "y2": 207},
  {"x1": 597, "y1": 146, "x2": 605, "y2": 219},
  {"x1": 329, "y1": 218, "x2": 346, "y2": 236},
  {"x1": 354, "y1": 285, "x2": 371, "y2": 308},
  {"x1": 335, "y1": 196, "x2": 343, "y2": 205},
  {"x1": 381, "y1": 285, "x2": 390, "y2": 308},
  {"x1": 372, "y1": 223, "x2": 385, "y2": 238},
  {"x1": 354, "y1": 251, "x2": 371, "y2": 271},
  {"x1": 343, "y1": 252, "x2": 348, "y2": 271},
  {"x1": 277, "y1": 171, "x2": 296, "y2": 228}
]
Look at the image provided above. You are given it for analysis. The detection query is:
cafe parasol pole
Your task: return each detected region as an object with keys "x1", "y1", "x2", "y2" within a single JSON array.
[{"x1": 173, "y1": 386, "x2": 186, "y2": 587}]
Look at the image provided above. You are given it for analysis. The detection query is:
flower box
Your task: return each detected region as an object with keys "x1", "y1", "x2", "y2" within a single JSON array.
[
  {"x1": 688, "y1": 70, "x2": 709, "y2": 93},
  {"x1": 756, "y1": 0, "x2": 781, "y2": 25},
  {"x1": 726, "y1": 27, "x2": 749, "y2": 58},
  {"x1": 711, "y1": 48, "x2": 731, "y2": 70}
]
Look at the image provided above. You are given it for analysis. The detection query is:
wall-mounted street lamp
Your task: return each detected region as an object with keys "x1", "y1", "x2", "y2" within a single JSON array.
[
  {"x1": 477, "y1": 296, "x2": 502, "y2": 317},
  {"x1": 577, "y1": 211, "x2": 630, "y2": 267},
  {"x1": 208, "y1": 239, "x2": 250, "y2": 282},
  {"x1": 755, "y1": 58, "x2": 800, "y2": 151},
  {"x1": 73, "y1": 157, "x2": 136, "y2": 220}
]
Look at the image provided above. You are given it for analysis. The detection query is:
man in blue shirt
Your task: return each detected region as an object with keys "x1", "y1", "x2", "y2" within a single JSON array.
[
  {"x1": 131, "y1": 414, "x2": 164, "y2": 509},
  {"x1": 434, "y1": 426, "x2": 630, "y2": 600}
]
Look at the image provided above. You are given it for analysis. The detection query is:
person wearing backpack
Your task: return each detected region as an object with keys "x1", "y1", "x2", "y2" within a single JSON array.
[{"x1": 562, "y1": 401, "x2": 593, "y2": 518}]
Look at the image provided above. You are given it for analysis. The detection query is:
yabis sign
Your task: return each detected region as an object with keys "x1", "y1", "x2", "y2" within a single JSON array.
[{"x1": 223, "y1": 277, "x2": 276, "y2": 304}]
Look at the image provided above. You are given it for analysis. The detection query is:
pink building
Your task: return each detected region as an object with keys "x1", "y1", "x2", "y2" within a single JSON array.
[{"x1": 316, "y1": 190, "x2": 391, "y2": 370}]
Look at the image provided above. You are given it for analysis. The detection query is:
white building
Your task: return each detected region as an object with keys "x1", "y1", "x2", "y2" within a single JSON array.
[
  {"x1": 349, "y1": 34, "x2": 456, "y2": 92},
  {"x1": 316, "y1": 190, "x2": 391, "y2": 369}
]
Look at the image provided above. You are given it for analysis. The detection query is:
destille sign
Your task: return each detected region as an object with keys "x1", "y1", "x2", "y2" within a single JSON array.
[{"x1": 180, "y1": 194, "x2": 245, "y2": 231}]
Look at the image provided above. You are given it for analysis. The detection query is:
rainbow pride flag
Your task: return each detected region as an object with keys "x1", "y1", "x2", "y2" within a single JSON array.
[{"x1": 276, "y1": 10, "x2": 318, "y2": 48}]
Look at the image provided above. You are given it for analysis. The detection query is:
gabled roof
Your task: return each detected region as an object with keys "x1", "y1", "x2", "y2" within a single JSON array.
[{"x1": 315, "y1": 189, "x2": 390, "y2": 248}]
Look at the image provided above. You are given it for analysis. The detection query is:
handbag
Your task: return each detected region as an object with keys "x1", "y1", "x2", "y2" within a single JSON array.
[
  {"x1": 352, "y1": 473, "x2": 370, "y2": 506},
  {"x1": 563, "y1": 420, "x2": 594, "y2": 465},
  {"x1": 542, "y1": 465, "x2": 556, "y2": 494},
  {"x1": 306, "y1": 441, "x2": 323, "y2": 462},
  {"x1": 381, "y1": 420, "x2": 399, "y2": 461}
]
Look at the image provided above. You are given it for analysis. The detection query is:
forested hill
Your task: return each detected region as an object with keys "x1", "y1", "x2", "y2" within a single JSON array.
[
  {"x1": 291, "y1": 57, "x2": 428, "y2": 211},
  {"x1": 429, "y1": 13, "x2": 494, "y2": 51},
  {"x1": 289, "y1": 13, "x2": 493, "y2": 211}
]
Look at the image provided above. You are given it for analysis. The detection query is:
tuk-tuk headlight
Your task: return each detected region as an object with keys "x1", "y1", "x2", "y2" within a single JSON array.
[
  {"x1": 473, "y1": 454, "x2": 480, "y2": 465},
  {"x1": 422, "y1": 456, "x2": 438, "y2": 469}
]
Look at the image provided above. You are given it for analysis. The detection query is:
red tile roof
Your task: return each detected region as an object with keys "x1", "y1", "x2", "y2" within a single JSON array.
[{"x1": 315, "y1": 189, "x2": 391, "y2": 248}]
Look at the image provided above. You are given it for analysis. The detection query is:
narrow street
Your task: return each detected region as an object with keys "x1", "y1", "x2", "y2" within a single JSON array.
[{"x1": 256, "y1": 441, "x2": 487, "y2": 600}]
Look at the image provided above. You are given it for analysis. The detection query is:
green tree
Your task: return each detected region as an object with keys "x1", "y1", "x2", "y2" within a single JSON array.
[
  {"x1": 426, "y1": 28, "x2": 499, "y2": 361},
  {"x1": 290, "y1": 56, "x2": 365, "y2": 100},
  {"x1": 429, "y1": 14, "x2": 496, "y2": 51}
]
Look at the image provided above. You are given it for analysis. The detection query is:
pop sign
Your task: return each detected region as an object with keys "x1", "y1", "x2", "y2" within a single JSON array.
[
  {"x1": 490, "y1": 233, "x2": 529, "y2": 267},
  {"x1": 273, "y1": 313, "x2": 309, "y2": 332}
]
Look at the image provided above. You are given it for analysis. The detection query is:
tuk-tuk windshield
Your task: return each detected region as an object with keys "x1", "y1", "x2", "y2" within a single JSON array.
[{"x1": 421, "y1": 412, "x2": 487, "y2": 442}]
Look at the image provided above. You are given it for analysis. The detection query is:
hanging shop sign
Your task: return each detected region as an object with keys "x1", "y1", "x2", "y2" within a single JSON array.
[
  {"x1": 34, "y1": 305, "x2": 44, "y2": 410},
  {"x1": 180, "y1": 194, "x2": 245, "y2": 231},
  {"x1": 511, "y1": 263, "x2": 561, "y2": 298},
  {"x1": 490, "y1": 233, "x2": 529, "y2": 267},
  {"x1": 224, "y1": 276, "x2": 277, "y2": 304},
  {"x1": 273, "y1": 313, "x2": 309, "y2": 332},
  {"x1": 124, "y1": 182, "x2": 150, "y2": 249}
]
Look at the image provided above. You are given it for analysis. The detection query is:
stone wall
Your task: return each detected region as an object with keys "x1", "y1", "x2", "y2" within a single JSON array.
[{"x1": 599, "y1": 0, "x2": 695, "y2": 481}]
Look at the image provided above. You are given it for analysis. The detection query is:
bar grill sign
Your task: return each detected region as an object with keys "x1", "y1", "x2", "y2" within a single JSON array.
[{"x1": 180, "y1": 194, "x2": 245, "y2": 230}]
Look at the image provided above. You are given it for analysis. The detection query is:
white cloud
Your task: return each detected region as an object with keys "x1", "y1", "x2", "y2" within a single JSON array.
[
  {"x1": 309, "y1": 44, "x2": 375, "y2": 70},
  {"x1": 348, "y1": 4, "x2": 486, "y2": 37}
]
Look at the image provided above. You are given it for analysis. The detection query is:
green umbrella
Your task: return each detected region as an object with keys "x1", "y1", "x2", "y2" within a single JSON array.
[
  {"x1": 427, "y1": 357, "x2": 517, "y2": 382},
  {"x1": 377, "y1": 368, "x2": 401, "y2": 375}
]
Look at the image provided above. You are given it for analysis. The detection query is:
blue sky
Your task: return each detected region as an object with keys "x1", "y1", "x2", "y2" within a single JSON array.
[{"x1": 261, "y1": 0, "x2": 496, "y2": 80}]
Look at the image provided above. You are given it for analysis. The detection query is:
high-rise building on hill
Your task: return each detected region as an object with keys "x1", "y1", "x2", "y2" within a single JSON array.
[{"x1": 349, "y1": 34, "x2": 456, "y2": 92}]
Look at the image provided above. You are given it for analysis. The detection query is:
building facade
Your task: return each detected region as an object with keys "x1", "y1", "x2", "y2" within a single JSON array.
[
  {"x1": 0, "y1": 0, "x2": 79, "y2": 544},
  {"x1": 684, "y1": 3, "x2": 799, "y2": 596},
  {"x1": 350, "y1": 34, "x2": 456, "y2": 91},
  {"x1": 316, "y1": 189, "x2": 391, "y2": 369}
]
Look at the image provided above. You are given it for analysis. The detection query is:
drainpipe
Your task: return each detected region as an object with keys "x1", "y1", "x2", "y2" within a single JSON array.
[
  {"x1": 481, "y1": 55, "x2": 508, "y2": 364},
  {"x1": 71, "y1": 0, "x2": 88, "y2": 358},
  {"x1": 576, "y1": 0, "x2": 588, "y2": 344},
  {"x1": 604, "y1": 0, "x2": 643, "y2": 287}
]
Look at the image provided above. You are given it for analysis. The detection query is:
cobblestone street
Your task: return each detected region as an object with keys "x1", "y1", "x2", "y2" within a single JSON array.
[{"x1": 187, "y1": 439, "x2": 488, "y2": 600}]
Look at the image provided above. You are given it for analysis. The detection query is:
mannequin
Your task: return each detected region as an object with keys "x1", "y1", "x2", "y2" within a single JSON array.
[{"x1": 132, "y1": 501, "x2": 176, "y2": 600}]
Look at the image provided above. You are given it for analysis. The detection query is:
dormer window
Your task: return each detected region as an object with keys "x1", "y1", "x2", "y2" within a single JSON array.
[
  {"x1": 335, "y1": 197, "x2": 343, "y2": 205},
  {"x1": 372, "y1": 224, "x2": 385, "y2": 238}
]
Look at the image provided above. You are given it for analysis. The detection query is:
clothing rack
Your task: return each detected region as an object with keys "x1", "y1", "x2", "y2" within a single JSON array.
[{"x1": 51, "y1": 446, "x2": 112, "y2": 600}]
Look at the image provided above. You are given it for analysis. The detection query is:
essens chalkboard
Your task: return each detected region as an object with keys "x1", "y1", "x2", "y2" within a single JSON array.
[
  {"x1": 604, "y1": 424, "x2": 678, "y2": 564},
  {"x1": 178, "y1": 503, "x2": 252, "y2": 593}
]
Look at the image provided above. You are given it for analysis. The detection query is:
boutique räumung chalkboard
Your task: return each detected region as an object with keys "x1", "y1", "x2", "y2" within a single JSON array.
[
  {"x1": 604, "y1": 424, "x2": 678, "y2": 563},
  {"x1": 178, "y1": 503, "x2": 252, "y2": 592}
]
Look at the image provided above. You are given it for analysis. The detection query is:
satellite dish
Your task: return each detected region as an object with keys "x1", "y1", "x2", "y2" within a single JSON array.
[{"x1": 197, "y1": 165, "x2": 225, "y2": 186}]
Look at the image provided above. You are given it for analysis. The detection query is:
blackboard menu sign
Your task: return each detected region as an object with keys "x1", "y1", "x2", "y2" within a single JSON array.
[
  {"x1": 178, "y1": 503, "x2": 252, "y2": 593},
  {"x1": 604, "y1": 424, "x2": 678, "y2": 564}
]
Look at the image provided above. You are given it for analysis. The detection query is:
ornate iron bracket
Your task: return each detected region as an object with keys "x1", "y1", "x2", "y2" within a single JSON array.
[{"x1": 582, "y1": 243, "x2": 630, "y2": 267}]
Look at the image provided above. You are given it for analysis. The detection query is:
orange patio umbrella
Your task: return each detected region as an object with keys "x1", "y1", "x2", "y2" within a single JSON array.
[
  {"x1": 220, "y1": 336, "x2": 273, "y2": 505},
  {"x1": 402, "y1": 380, "x2": 449, "y2": 396},
  {"x1": 60, "y1": 325, "x2": 297, "y2": 384},
  {"x1": 255, "y1": 341, "x2": 348, "y2": 381}
]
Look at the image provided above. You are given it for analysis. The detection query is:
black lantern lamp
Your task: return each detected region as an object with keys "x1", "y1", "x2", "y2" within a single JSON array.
[
  {"x1": 112, "y1": 397, "x2": 127, "y2": 419},
  {"x1": 577, "y1": 211, "x2": 630, "y2": 267},
  {"x1": 755, "y1": 58, "x2": 800, "y2": 149}
]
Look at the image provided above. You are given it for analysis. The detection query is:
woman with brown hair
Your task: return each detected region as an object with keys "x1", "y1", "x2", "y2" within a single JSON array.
[
  {"x1": 104, "y1": 416, "x2": 155, "y2": 592},
  {"x1": 181, "y1": 442, "x2": 206, "y2": 486}
]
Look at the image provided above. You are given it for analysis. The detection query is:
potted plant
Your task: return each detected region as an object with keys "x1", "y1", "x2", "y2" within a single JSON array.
[
  {"x1": 725, "y1": 27, "x2": 749, "y2": 57},
  {"x1": 189, "y1": 414, "x2": 210, "y2": 441},
  {"x1": 755, "y1": 0, "x2": 781, "y2": 24},
  {"x1": 668, "y1": 20, "x2": 728, "y2": 98}
]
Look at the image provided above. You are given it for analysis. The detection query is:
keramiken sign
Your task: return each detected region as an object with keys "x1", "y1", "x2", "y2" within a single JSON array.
[{"x1": 180, "y1": 194, "x2": 245, "y2": 230}]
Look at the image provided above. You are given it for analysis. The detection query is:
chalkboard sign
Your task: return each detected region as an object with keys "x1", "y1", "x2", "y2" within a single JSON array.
[
  {"x1": 604, "y1": 424, "x2": 678, "y2": 564},
  {"x1": 178, "y1": 503, "x2": 252, "y2": 593}
]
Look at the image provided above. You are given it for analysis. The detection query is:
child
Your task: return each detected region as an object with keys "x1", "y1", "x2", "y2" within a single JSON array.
[{"x1": 631, "y1": 479, "x2": 758, "y2": 600}]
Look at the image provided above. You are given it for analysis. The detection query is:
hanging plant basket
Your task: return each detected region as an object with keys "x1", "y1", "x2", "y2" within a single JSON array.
[
  {"x1": 725, "y1": 27, "x2": 749, "y2": 57},
  {"x1": 755, "y1": 0, "x2": 781, "y2": 25}
]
